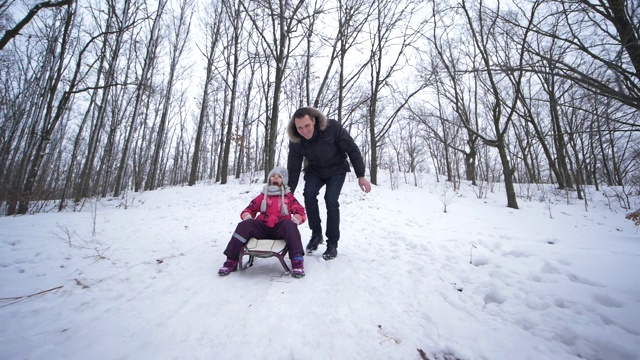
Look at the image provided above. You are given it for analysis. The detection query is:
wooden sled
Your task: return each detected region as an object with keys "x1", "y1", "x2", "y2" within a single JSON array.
[{"x1": 239, "y1": 238, "x2": 290, "y2": 274}]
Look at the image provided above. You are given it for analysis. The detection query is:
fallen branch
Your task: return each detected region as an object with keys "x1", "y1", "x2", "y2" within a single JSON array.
[{"x1": 0, "y1": 285, "x2": 64, "y2": 301}]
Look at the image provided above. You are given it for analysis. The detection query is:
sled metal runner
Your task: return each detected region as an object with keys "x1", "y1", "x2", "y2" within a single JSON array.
[{"x1": 239, "y1": 238, "x2": 290, "y2": 274}]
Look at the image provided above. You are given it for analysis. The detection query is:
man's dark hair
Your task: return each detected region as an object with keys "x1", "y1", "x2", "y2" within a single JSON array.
[{"x1": 292, "y1": 107, "x2": 323, "y2": 121}]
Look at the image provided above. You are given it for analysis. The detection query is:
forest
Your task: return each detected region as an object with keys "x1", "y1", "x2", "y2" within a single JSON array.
[{"x1": 0, "y1": 0, "x2": 639, "y2": 216}]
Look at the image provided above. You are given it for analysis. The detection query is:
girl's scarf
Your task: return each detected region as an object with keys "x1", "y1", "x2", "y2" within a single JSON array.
[{"x1": 260, "y1": 184, "x2": 290, "y2": 215}]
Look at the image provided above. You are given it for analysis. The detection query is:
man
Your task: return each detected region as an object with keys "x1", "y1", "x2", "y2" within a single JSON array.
[{"x1": 287, "y1": 107, "x2": 372, "y2": 260}]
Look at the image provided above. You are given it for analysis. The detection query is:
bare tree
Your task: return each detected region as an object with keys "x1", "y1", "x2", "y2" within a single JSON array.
[
  {"x1": 499, "y1": 0, "x2": 639, "y2": 188},
  {"x1": 425, "y1": 6, "x2": 480, "y2": 186},
  {"x1": 7, "y1": 2, "x2": 75, "y2": 214},
  {"x1": 240, "y1": 0, "x2": 307, "y2": 181},
  {"x1": 234, "y1": 70, "x2": 258, "y2": 179},
  {"x1": 219, "y1": 0, "x2": 247, "y2": 185},
  {"x1": 494, "y1": 11, "x2": 575, "y2": 190},
  {"x1": 389, "y1": 116, "x2": 426, "y2": 186},
  {"x1": 333, "y1": 1, "x2": 375, "y2": 122},
  {"x1": 189, "y1": 0, "x2": 222, "y2": 186},
  {"x1": 536, "y1": 57, "x2": 574, "y2": 189},
  {"x1": 74, "y1": 0, "x2": 142, "y2": 202},
  {"x1": 145, "y1": 0, "x2": 193, "y2": 191},
  {"x1": 306, "y1": 0, "x2": 373, "y2": 118},
  {"x1": 113, "y1": 0, "x2": 167, "y2": 197},
  {"x1": 458, "y1": 0, "x2": 540, "y2": 209},
  {"x1": 365, "y1": 0, "x2": 428, "y2": 185},
  {"x1": 510, "y1": 0, "x2": 640, "y2": 113}
]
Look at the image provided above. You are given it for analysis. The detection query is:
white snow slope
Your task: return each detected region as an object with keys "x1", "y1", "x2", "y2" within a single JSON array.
[{"x1": 1, "y1": 173, "x2": 639, "y2": 360}]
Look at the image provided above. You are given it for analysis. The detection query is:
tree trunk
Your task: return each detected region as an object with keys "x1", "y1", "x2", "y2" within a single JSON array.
[
  {"x1": 497, "y1": 139, "x2": 519, "y2": 209},
  {"x1": 220, "y1": 1, "x2": 241, "y2": 185},
  {"x1": 189, "y1": 1, "x2": 220, "y2": 186},
  {"x1": 146, "y1": 0, "x2": 191, "y2": 190},
  {"x1": 16, "y1": 3, "x2": 74, "y2": 214},
  {"x1": 114, "y1": 0, "x2": 165, "y2": 196}
]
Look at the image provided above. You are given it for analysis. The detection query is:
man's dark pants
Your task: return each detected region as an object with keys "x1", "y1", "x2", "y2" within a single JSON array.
[{"x1": 303, "y1": 172, "x2": 346, "y2": 247}]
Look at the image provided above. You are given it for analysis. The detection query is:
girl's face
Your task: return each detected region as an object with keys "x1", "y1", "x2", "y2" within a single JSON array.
[{"x1": 270, "y1": 173, "x2": 282, "y2": 186}]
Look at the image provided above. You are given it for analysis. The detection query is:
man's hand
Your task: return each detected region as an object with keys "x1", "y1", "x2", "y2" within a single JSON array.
[
  {"x1": 358, "y1": 177, "x2": 372, "y2": 193},
  {"x1": 242, "y1": 213, "x2": 252, "y2": 220},
  {"x1": 292, "y1": 214, "x2": 302, "y2": 225}
]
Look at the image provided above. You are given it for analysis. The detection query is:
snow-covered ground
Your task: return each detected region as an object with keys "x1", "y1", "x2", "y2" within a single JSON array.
[{"x1": 1, "y1": 172, "x2": 639, "y2": 360}]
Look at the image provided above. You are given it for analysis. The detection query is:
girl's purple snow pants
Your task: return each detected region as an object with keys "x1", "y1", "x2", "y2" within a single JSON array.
[{"x1": 223, "y1": 219, "x2": 304, "y2": 260}]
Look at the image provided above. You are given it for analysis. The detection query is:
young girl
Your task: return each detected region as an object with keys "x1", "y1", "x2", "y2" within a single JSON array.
[{"x1": 218, "y1": 167, "x2": 307, "y2": 278}]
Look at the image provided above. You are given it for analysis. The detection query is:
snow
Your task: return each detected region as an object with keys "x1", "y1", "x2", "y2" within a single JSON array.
[{"x1": 1, "y1": 172, "x2": 639, "y2": 360}]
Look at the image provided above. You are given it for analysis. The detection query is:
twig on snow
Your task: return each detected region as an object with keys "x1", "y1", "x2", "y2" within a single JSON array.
[{"x1": 0, "y1": 285, "x2": 63, "y2": 307}]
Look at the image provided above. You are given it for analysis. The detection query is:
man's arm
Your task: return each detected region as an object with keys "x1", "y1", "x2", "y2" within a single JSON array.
[
  {"x1": 335, "y1": 122, "x2": 371, "y2": 193},
  {"x1": 335, "y1": 125, "x2": 366, "y2": 178},
  {"x1": 287, "y1": 142, "x2": 303, "y2": 193}
]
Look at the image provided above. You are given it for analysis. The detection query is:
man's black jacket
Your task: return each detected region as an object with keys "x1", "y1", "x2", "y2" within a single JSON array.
[{"x1": 287, "y1": 119, "x2": 366, "y2": 193}]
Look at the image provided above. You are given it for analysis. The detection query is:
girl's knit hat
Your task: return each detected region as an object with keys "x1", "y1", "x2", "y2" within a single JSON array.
[
  {"x1": 268, "y1": 166, "x2": 289, "y2": 186},
  {"x1": 260, "y1": 167, "x2": 290, "y2": 215}
]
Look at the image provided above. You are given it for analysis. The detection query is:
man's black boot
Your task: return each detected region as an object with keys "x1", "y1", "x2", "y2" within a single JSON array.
[
  {"x1": 322, "y1": 245, "x2": 337, "y2": 260},
  {"x1": 306, "y1": 234, "x2": 324, "y2": 252}
]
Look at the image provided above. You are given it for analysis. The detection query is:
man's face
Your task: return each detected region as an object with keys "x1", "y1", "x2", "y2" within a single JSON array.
[{"x1": 294, "y1": 115, "x2": 315, "y2": 140}]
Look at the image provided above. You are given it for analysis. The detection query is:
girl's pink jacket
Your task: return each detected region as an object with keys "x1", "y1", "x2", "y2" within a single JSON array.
[{"x1": 240, "y1": 192, "x2": 306, "y2": 228}]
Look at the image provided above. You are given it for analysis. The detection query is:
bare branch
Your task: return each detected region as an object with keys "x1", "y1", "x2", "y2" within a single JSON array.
[{"x1": 0, "y1": 0, "x2": 73, "y2": 50}]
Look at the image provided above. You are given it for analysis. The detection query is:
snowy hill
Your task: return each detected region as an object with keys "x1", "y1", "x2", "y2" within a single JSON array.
[{"x1": 1, "y1": 173, "x2": 639, "y2": 360}]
